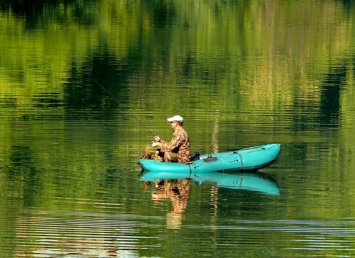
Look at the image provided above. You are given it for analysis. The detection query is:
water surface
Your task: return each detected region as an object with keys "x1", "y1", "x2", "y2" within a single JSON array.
[{"x1": 1, "y1": 0, "x2": 355, "y2": 257}]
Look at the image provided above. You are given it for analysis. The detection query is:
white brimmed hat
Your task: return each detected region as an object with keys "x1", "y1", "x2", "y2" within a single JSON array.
[{"x1": 167, "y1": 115, "x2": 183, "y2": 123}]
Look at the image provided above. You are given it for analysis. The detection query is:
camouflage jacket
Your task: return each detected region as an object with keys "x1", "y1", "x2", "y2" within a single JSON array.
[{"x1": 160, "y1": 127, "x2": 191, "y2": 160}]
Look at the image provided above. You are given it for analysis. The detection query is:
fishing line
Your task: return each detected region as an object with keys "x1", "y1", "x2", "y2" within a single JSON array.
[{"x1": 90, "y1": 77, "x2": 156, "y2": 138}]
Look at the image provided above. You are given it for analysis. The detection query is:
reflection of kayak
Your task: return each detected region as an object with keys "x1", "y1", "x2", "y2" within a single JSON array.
[
  {"x1": 138, "y1": 143, "x2": 280, "y2": 173},
  {"x1": 194, "y1": 171, "x2": 280, "y2": 195},
  {"x1": 139, "y1": 170, "x2": 280, "y2": 195}
]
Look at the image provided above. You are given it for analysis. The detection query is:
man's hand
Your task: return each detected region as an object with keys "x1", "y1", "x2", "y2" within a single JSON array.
[
  {"x1": 154, "y1": 136, "x2": 161, "y2": 142},
  {"x1": 152, "y1": 142, "x2": 162, "y2": 149}
]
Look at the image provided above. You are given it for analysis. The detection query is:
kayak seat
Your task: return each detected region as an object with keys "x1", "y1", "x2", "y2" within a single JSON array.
[{"x1": 203, "y1": 155, "x2": 218, "y2": 162}]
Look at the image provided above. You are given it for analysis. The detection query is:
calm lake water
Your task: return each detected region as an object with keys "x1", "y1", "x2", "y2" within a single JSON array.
[{"x1": 1, "y1": 0, "x2": 355, "y2": 257}]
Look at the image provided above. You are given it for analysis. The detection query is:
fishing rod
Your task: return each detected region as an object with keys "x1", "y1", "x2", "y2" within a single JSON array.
[{"x1": 90, "y1": 77, "x2": 156, "y2": 138}]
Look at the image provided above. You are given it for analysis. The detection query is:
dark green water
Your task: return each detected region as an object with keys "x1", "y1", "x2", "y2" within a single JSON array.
[{"x1": 1, "y1": 1, "x2": 355, "y2": 257}]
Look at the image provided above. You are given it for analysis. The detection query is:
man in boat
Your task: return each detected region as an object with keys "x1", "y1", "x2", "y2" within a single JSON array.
[{"x1": 152, "y1": 115, "x2": 191, "y2": 163}]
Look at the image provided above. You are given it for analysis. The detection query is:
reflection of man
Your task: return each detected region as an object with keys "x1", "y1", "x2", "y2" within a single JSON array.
[
  {"x1": 169, "y1": 179, "x2": 190, "y2": 214},
  {"x1": 144, "y1": 179, "x2": 191, "y2": 229},
  {"x1": 151, "y1": 179, "x2": 190, "y2": 214},
  {"x1": 152, "y1": 115, "x2": 191, "y2": 163}
]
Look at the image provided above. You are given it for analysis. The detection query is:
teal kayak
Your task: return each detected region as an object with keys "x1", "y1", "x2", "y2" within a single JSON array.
[
  {"x1": 139, "y1": 170, "x2": 280, "y2": 195},
  {"x1": 138, "y1": 143, "x2": 280, "y2": 173}
]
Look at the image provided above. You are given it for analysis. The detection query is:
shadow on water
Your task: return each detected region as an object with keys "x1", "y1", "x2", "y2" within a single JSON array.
[
  {"x1": 0, "y1": 0, "x2": 96, "y2": 29},
  {"x1": 64, "y1": 53, "x2": 131, "y2": 116},
  {"x1": 319, "y1": 59, "x2": 347, "y2": 128}
]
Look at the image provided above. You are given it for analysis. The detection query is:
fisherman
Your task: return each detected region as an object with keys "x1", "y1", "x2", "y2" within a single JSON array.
[{"x1": 152, "y1": 115, "x2": 191, "y2": 163}]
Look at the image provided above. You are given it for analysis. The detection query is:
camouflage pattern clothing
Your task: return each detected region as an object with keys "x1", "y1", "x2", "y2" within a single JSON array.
[{"x1": 155, "y1": 127, "x2": 191, "y2": 163}]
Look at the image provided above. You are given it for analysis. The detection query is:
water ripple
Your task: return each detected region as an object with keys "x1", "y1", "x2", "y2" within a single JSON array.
[{"x1": 15, "y1": 210, "x2": 162, "y2": 257}]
